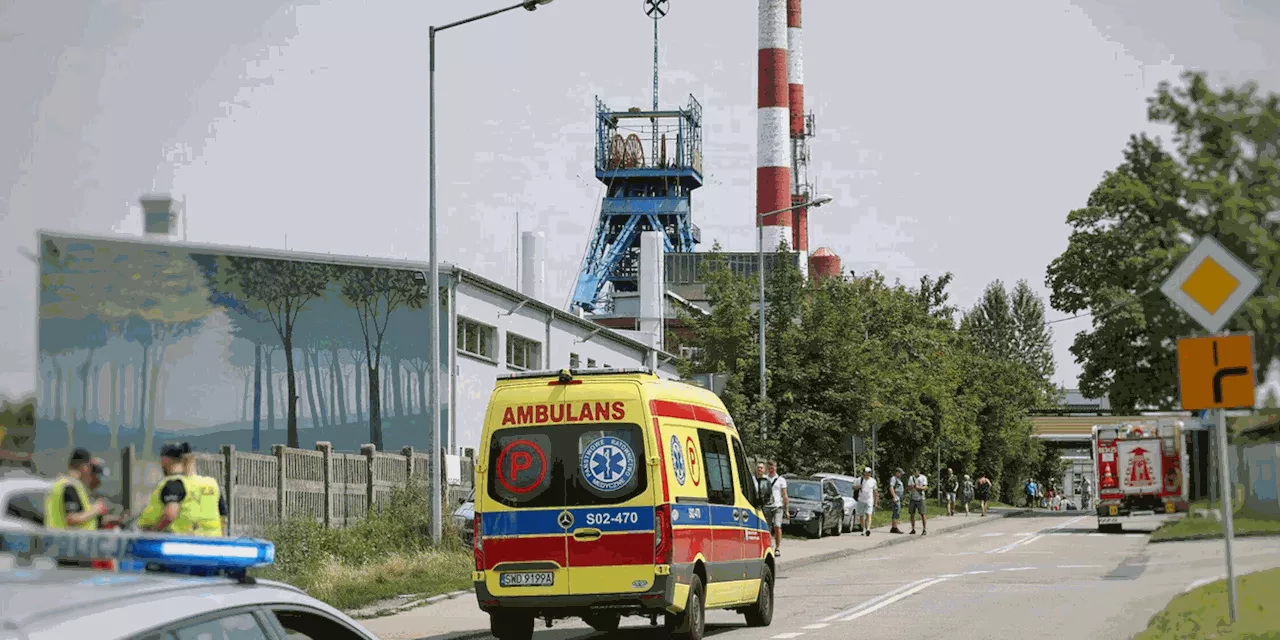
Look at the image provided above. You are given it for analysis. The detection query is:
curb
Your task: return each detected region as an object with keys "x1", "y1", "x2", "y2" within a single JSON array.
[
  {"x1": 348, "y1": 588, "x2": 474, "y2": 620},
  {"x1": 778, "y1": 509, "x2": 1031, "y2": 572},
  {"x1": 1150, "y1": 529, "x2": 1280, "y2": 544}
]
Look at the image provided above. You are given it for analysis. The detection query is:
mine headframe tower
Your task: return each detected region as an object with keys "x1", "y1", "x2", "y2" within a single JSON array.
[{"x1": 570, "y1": 95, "x2": 703, "y2": 313}]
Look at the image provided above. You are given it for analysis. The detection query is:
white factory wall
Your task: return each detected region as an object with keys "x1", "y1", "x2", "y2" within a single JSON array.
[{"x1": 448, "y1": 270, "x2": 680, "y2": 452}]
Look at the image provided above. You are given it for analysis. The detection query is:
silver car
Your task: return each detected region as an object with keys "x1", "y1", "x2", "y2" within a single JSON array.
[
  {"x1": 0, "y1": 472, "x2": 53, "y2": 531},
  {"x1": 0, "y1": 529, "x2": 383, "y2": 640},
  {"x1": 811, "y1": 473, "x2": 858, "y2": 533}
]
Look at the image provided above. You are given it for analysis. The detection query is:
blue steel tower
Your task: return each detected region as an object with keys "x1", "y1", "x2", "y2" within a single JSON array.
[{"x1": 570, "y1": 96, "x2": 704, "y2": 313}]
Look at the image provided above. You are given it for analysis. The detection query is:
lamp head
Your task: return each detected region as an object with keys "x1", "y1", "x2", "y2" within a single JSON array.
[
  {"x1": 811, "y1": 195, "x2": 834, "y2": 208},
  {"x1": 523, "y1": 0, "x2": 553, "y2": 10}
]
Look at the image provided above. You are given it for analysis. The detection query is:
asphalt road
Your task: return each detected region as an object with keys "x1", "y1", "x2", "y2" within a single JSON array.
[{"x1": 430, "y1": 511, "x2": 1280, "y2": 640}]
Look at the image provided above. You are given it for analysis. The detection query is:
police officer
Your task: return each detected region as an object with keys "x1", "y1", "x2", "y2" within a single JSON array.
[
  {"x1": 86, "y1": 457, "x2": 129, "y2": 529},
  {"x1": 137, "y1": 442, "x2": 227, "y2": 537},
  {"x1": 44, "y1": 448, "x2": 107, "y2": 530}
]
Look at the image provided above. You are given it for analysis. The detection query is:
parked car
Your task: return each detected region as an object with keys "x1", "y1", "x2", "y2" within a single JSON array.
[
  {"x1": 0, "y1": 471, "x2": 52, "y2": 531},
  {"x1": 453, "y1": 487, "x2": 475, "y2": 546},
  {"x1": 785, "y1": 478, "x2": 844, "y2": 538},
  {"x1": 811, "y1": 473, "x2": 858, "y2": 533}
]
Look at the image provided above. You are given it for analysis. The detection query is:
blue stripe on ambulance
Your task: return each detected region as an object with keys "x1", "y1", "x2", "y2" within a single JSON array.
[{"x1": 482, "y1": 506, "x2": 657, "y2": 536}]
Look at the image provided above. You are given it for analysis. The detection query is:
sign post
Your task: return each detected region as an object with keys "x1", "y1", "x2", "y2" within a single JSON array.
[{"x1": 1162, "y1": 235, "x2": 1261, "y2": 624}]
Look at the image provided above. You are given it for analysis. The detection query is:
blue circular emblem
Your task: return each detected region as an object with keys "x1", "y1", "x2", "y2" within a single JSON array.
[
  {"x1": 581, "y1": 436, "x2": 637, "y2": 493},
  {"x1": 670, "y1": 435, "x2": 686, "y2": 486}
]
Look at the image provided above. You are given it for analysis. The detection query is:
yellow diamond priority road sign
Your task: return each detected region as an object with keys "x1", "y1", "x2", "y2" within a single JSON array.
[{"x1": 1160, "y1": 236, "x2": 1260, "y2": 333}]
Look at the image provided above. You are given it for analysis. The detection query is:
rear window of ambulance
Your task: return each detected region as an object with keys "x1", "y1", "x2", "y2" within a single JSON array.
[{"x1": 487, "y1": 423, "x2": 649, "y2": 509}]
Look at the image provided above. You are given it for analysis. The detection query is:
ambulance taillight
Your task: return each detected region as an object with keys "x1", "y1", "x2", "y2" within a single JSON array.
[
  {"x1": 654, "y1": 504, "x2": 673, "y2": 564},
  {"x1": 473, "y1": 517, "x2": 484, "y2": 571}
]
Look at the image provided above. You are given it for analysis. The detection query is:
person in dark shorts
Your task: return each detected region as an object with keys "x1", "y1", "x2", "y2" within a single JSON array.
[
  {"x1": 975, "y1": 475, "x2": 992, "y2": 516},
  {"x1": 907, "y1": 468, "x2": 928, "y2": 535},
  {"x1": 888, "y1": 468, "x2": 905, "y2": 534}
]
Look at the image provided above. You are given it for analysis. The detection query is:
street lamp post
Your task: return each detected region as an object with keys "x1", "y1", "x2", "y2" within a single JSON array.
[
  {"x1": 756, "y1": 195, "x2": 833, "y2": 442},
  {"x1": 428, "y1": 0, "x2": 554, "y2": 544}
]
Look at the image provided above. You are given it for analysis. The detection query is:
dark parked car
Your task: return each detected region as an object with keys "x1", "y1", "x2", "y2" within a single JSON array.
[{"x1": 785, "y1": 478, "x2": 844, "y2": 538}]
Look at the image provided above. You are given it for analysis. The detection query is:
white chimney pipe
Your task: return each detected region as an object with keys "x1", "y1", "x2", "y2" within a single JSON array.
[
  {"x1": 639, "y1": 231, "x2": 665, "y2": 358},
  {"x1": 520, "y1": 231, "x2": 545, "y2": 302}
]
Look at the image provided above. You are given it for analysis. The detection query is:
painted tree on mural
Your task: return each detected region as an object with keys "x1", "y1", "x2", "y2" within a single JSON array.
[
  {"x1": 219, "y1": 256, "x2": 331, "y2": 448},
  {"x1": 337, "y1": 266, "x2": 426, "y2": 450},
  {"x1": 99, "y1": 248, "x2": 215, "y2": 453}
]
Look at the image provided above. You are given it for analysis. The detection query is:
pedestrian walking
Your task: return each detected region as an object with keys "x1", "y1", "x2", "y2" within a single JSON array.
[
  {"x1": 944, "y1": 468, "x2": 959, "y2": 516},
  {"x1": 888, "y1": 468, "x2": 905, "y2": 534},
  {"x1": 763, "y1": 461, "x2": 789, "y2": 556},
  {"x1": 961, "y1": 474, "x2": 974, "y2": 516},
  {"x1": 1080, "y1": 476, "x2": 1092, "y2": 510},
  {"x1": 856, "y1": 467, "x2": 877, "y2": 536},
  {"x1": 1024, "y1": 479, "x2": 1038, "y2": 509},
  {"x1": 975, "y1": 475, "x2": 992, "y2": 516},
  {"x1": 907, "y1": 468, "x2": 928, "y2": 536}
]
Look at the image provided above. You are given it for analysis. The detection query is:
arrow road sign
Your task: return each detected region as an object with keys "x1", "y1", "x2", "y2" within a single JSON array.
[
  {"x1": 1160, "y1": 236, "x2": 1261, "y2": 333},
  {"x1": 1176, "y1": 334, "x2": 1257, "y2": 411}
]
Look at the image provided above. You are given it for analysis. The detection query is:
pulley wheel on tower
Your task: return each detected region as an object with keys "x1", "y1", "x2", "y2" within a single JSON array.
[{"x1": 624, "y1": 134, "x2": 646, "y2": 169}]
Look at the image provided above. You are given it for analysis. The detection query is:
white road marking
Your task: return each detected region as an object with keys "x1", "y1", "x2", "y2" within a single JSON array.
[
  {"x1": 1183, "y1": 575, "x2": 1225, "y2": 593},
  {"x1": 1000, "y1": 567, "x2": 1035, "y2": 572},
  {"x1": 1015, "y1": 532, "x2": 1034, "y2": 536},
  {"x1": 772, "y1": 634, "x2": 805, "y2": 639},
  {"x1": 819, "y1": 577, "x2": 935, "y2": 622},
  {"x1": 982, "y1": 532, "x2": 1003, "y2": 537},
  {"x1": 988, "y1": 534, "x2": 1044, "y2": 554},
  {"x1": 839, "y1": 577, "x2": 951, "y2": 621},
  {"x1": 965, "y1": 570, "x2": 993, "y2": 575},
  {"x1": 801, "y1": 623, "x2": 829, "y2": 630},
  {"x1": 937, "y1": 573, "x2": 962, "y2": 578},
  {"x1": 1088, "y1": 532, "x2": 1105, "y2": 537}
]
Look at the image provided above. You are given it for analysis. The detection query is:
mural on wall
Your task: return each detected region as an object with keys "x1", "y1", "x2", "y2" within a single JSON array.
[{"x1": 35, "y1": 234, "x2": 449, "y2": 473}]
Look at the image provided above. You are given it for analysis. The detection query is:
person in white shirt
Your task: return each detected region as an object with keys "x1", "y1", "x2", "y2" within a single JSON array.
[
  {"x1": 856, "y1": 467, "x2": 877, "y2": 536},
  {"x1": 764, "y1": 461, "x2": 789, "y2": 556},
  {"x1": 907, "y1": 468, "x2": 928, "y2": 536}
]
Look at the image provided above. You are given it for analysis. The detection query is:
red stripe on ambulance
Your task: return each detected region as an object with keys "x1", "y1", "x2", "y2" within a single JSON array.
[
  {"x1": 650, "y1": 399, "x2": 734, "y2": 429},
  {"x1": 569, "y1": 532, "x2": 657, "y2": 567},
  {"x1": 483, "y1": 535, "x2": 567, "y2": 570}
]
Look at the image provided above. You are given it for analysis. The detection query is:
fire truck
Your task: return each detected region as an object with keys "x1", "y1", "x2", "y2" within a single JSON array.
[{"x1": 1092, "y1": 419, "x2": 1189, "y2": 533}]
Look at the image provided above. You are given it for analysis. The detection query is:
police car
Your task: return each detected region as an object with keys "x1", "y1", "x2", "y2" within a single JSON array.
[{"x1": 0, "y1": 528, "x2": 383, "y2": 640}]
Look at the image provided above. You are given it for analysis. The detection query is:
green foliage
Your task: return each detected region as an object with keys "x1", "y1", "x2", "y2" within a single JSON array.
[
  {"x1": 257, "y1": 482, "x2": 470, "y2": 609},
  {"x1": 680, "y1": 243, "x2": 1057, "y2": 492},
  {"x1": 1046, "y1": 71, "x2": 1280, "y2": 412}
]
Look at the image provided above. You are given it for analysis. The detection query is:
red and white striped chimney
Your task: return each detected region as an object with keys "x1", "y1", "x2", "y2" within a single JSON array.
[
  {"x1": 758, "y1": 0, "x2": 792, "y2": 252},
  {"x1": 787, "y1": 0, "x2": 808, "y2": 254}
]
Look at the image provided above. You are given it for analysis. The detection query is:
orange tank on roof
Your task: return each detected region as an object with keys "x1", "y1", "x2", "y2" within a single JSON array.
[{"x1": 809, "y1": 247, "x2": 841, "y2": 281}]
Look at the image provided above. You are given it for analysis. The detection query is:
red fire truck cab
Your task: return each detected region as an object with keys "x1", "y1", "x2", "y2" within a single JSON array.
[{"x1": 1092, "y1": 420, "x2": 1189, "y2": 533}]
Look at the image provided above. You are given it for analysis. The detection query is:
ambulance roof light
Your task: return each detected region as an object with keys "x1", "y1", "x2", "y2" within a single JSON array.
[{"x1": 0, "y1": 528, "x2": 275, "y2": 578}]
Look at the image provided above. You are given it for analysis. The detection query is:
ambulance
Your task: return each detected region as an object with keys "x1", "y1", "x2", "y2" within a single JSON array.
[{"x1": 472, "y1": 368, "x2": 775, "y2": 640}]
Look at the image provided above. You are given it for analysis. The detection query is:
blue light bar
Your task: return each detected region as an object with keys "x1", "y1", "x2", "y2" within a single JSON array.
[{"x1": 0, "y1": 528, "x2": 275, "y2": 575}]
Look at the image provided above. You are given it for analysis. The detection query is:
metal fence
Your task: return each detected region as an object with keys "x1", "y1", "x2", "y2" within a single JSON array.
[{"x1": 118, "y1": 442, "x2": 474, "y2": 536}]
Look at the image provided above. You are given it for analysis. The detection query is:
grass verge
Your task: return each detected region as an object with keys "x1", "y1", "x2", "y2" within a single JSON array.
[
  {"x1": 1151, "y1": 509, "x2": 1280, "y2": 542},
  {"x1": 251, "y1": 483, "x2": 473, "y2": 610},
  {"x1": 1134, "y1": 567, "x2": 1280, "y2": 639}
]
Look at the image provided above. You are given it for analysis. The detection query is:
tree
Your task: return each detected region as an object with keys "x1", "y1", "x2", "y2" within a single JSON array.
[
  {"x1": 220, "y1": 256, "x2": 331, "y2": 448},
  {"x1": 337, "y1": 266, "x2": 427, "y2": 450},
  {"x1": 1046, "y1": 71, "x2": 1280, "y2": 411}
]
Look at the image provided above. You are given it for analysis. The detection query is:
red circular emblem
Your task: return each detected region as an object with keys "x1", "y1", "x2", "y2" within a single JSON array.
[{"x1": 496, "y1": 439, "x2": 548, "y2": 494}]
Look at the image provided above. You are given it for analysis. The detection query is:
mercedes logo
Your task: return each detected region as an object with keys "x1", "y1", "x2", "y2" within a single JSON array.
[{"x1": 557, "y1": 510, "x2": 574, "y2": 530}]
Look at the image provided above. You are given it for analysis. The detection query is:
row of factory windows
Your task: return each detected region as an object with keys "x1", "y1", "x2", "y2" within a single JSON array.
[{"x1": 456, "y1": 316, "x2": 611, "y2": 372}]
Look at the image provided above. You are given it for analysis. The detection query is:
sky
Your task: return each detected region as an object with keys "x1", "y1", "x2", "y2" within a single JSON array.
[{"x1": 2, "y1": 0, "x2": 1280, "y2": 402}]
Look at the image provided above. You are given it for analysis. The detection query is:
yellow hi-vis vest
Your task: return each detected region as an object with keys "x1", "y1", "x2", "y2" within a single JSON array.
[
  {"x1": 44, "y1": 475, "x2": 97, "y2": 530},
  {"x1": 137, "y1": 475, "x2": 223, "y2": 536}
]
